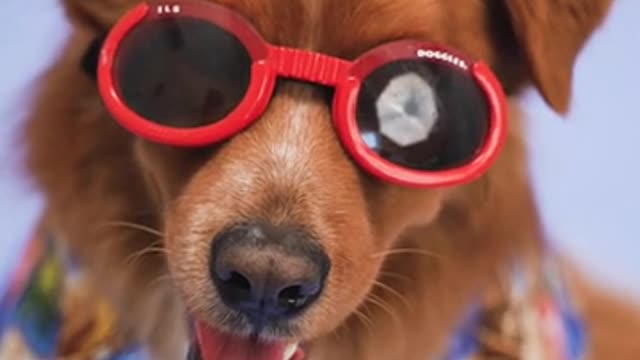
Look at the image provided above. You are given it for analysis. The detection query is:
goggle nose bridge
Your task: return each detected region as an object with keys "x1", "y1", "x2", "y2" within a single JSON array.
[{"x1": 268, "y1": 46, "x2": 351, "y2": 87}]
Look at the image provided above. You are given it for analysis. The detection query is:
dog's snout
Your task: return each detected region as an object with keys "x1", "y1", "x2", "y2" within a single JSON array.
[{"x1": 210, "y1": 223, "x2": 330, "y2": 325}]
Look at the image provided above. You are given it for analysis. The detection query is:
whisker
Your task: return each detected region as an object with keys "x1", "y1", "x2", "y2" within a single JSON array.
[
  {"x1": 369, "y1": 248, "x2": 443, "y2": 260},
  {"x1": 330, "y1": 321, "x2": 346, "y2": 343},
  {"x1": 352, "y1": 308, "x2": 374, "y2": 333},
  {"x1": 146, "y1": 273, "x2": 175, "y2": 292},
  {"x1": 378, "y1": 270, "x2": 412, "y2": 284},
  {"x1": 102, "y1": 220, "x2": 164, "y2": 238},
  {"x1": 124, "y1": 245, "x2": 169, "y2": 268},
  {"x1": 364, "y1": 293, "x2": 402, "y2": 329},
  {"x1": 372, "y1": 280, "x2": 412, "y2": 311}
]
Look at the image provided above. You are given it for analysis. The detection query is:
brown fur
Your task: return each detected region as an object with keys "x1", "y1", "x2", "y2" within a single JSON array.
[{"x1": 22, "y1": 0, "x2": 640, "y2": 359}]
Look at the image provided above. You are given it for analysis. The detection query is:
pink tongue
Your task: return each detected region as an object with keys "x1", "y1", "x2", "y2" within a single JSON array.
[{"x1": 195, "y1": 322, "x2": 304, "y2": 360}]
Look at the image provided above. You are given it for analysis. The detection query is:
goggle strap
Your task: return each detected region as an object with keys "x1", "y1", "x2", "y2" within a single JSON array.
[{"x1": 81, "y1": 33, "x2": 107, "y2": 80}]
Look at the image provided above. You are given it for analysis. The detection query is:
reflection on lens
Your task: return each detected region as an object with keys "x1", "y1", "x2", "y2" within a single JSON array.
[
  {"x1": 356, "y1": 60, "x2": 489, "y2": 171},
  {"x1": 114, "y1": 17, "x2": 252, "y2": 128}
]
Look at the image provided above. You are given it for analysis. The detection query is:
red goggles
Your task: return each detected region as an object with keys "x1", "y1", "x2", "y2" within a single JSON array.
[{"x1": 97, "y1": 0, "x2": 508, "y2": 188}]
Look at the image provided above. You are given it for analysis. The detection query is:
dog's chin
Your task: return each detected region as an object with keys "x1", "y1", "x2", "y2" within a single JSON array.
[{"x1": 194, "y1": 322, "x2": 304, "y2": 360}]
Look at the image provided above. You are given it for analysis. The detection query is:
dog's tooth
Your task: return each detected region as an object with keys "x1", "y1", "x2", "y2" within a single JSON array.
[{"x1": 283, "y1": 343, "x2": 298, "y2": 360}]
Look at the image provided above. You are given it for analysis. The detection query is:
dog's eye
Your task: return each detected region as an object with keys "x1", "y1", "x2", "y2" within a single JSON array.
[
  {"x1": 320, "y1": 87, "x2": 335, "y2": 107},
  {"x1": 114, "y1": 17, "x2": 252, "y2": 128},
  {"x1": 355, "y1": 60, "x2": 489, "y2": 171}
]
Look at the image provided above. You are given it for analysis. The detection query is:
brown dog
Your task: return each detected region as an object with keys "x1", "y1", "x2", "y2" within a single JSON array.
[{"x1": 22, "y1": 0, "x2": 640, "y2": 359}]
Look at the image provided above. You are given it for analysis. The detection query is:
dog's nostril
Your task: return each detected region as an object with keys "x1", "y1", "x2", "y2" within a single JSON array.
[
  {"x1": 215, "y1": 267, "x2": 232, "y2": 282},
  {"x1": 226, "y1": 271, "x2": 251, "y2": 290},
  {"x1": 210, "y1": 223, "x2": 331, "y2": 324},
  {"x1": 277, "y1": 283, "x2": 320, "y2": 312},
  {"x1": 215, "y1": 269, "x2": 253, "y2": 303}
]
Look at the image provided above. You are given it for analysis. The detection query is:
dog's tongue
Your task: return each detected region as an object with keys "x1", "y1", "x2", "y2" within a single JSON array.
[{"x1": 195, "y1": 322, "x2": 303, "y2": 360}]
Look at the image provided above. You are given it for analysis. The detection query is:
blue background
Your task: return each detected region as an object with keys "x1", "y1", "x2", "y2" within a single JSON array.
[{"x1": 1, "y1": 0, "x2": 638, "y2": 298}]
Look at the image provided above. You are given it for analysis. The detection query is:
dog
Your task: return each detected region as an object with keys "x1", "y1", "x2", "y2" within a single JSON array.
[{"x1": 20, "y1": 0, "x2": 640, "y2": 359}]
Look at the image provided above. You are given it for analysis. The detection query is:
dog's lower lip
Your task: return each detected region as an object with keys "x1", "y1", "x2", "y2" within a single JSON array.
[{"x1": 194, "y1": 321, "x2": 304, "y2": 360}]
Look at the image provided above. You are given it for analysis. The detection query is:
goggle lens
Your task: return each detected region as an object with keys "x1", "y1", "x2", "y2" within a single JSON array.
[
  {"x1": 355, "y1": 59, "x2": 489, "y2": 171},
  {"x1": 114, "y1": 17, "x2": 252, "y2": 128}
]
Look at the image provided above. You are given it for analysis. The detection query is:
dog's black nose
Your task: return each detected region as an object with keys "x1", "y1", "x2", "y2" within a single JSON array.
[{"x1": 211, "y1": 223, "x2": 330, "y2": 325}]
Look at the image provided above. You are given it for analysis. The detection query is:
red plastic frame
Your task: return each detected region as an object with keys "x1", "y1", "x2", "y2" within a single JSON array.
[{"x1": 98, "y1": 0, "x2": 508, "y2": 188}]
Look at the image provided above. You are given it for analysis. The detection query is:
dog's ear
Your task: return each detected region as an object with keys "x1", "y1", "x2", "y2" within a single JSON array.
[
  {"x1": 62, "y1": 0, "x2": 134, "y2": 30},
  {"x1": 503, "y1": 0, "x2": 613, "y2": 113}
]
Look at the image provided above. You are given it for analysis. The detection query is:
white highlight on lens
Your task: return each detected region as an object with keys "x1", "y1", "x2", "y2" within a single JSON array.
[
  {"x1": 375, "y1": 72, "x2": 439, "y2": 147},
  {"x1": 361, "y1": 131, "x2": 381, "y2": 149}
]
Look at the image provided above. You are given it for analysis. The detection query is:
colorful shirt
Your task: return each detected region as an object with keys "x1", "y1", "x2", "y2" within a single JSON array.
[
  {"x1": 442, "y1": 259, "x2": 587, "y2": 360},
  {"x1": 1, "y1": 233, "x2": 586, "y2": 360},
  {"x1": 0, "y1": 233, "x2": 149, "y2": 359}
]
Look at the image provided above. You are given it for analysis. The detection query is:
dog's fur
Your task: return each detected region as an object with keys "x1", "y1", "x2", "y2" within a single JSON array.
[{"x1": 22, "y1": 0, "x2": 640, "y2": 359}]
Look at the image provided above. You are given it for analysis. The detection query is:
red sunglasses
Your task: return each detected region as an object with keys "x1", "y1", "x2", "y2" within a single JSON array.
[{"x1": 97, "y1": 0, "x2": 508, "y2": 188}]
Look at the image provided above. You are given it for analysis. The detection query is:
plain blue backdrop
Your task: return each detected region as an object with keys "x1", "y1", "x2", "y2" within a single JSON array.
[{"x1": 0, "y1": 0, "x2": 638, "y2": 298}]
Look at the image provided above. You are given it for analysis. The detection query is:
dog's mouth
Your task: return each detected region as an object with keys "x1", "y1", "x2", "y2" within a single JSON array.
[{"x1": 192, "y1": 322, "x2": 304, "y2": 360}]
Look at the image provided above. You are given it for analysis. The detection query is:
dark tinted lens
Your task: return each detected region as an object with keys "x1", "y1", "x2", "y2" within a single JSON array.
[
  {"x1": 114, "y1": 17, "x2": 252, "y2": 128},
  {"x1": 356, "y1": 60, "x2": 489, "y2": 171}
]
